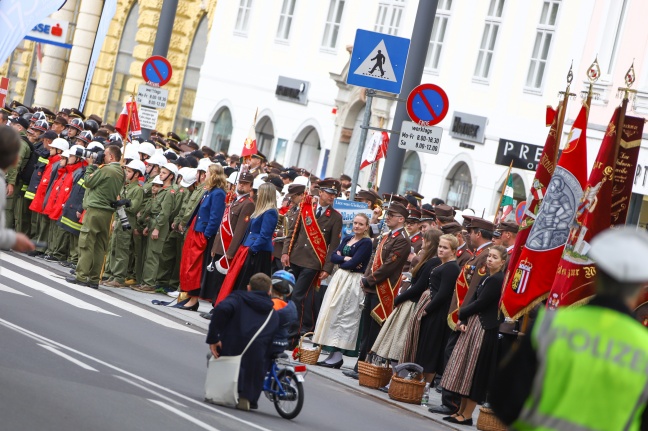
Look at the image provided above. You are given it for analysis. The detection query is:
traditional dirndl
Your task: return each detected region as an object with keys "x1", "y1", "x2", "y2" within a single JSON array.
[
  {"x1": 372, "y1": 299, "x2": 417, "y2": 361},
  {"x1": 399, "y1": 290, "x2": 432, "y2": 363},
  {"x1": 440, "y1": 314, "x2": 486, "y2": 397},
  {"x1": 179, "y1": 219, "x2": 207, "y2": 293},
  {"x1": 312, "y1": 269, "x2": 364, "y2": 351}
]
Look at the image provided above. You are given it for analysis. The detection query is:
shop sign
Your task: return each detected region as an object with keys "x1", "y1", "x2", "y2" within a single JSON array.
[
  {"x1": 449, "y1": 112, "x2": 487, "y2": 144},
  {"x1": 633, "y1": 148, "x2": 648, "y2": 196},
  {"x1": 495, "y1": 139, "x2": 543, "y2": 171},
  {"x1": 25, "y1": 18, "x2": 72, "y2": 49},
  {"x1": 275, "y1": 76, "x2": 309, "y2": 105}
]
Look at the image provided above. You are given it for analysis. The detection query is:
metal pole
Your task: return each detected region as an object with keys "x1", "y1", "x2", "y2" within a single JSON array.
[
  {"x1": 140, "y1": 0, "x2": 179, "y2": 141},
  {"x1": 378, "y1": 0, "x2": 438, "y2": 195},
  {"x1": 349, "y1": 90, "x2": 374, "y2": 201}
]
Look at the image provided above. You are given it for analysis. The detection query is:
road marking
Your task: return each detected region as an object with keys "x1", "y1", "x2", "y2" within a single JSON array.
[
  {"x1": 0, "y1": 283, "x2": 31, "y2": 296},
  {"x1": 1, "y1": 254, "x2": 201, "y2": 335},
  {"x1": 113, "y1": 375, "x2": 187, "y2": 408},
  {"x1": 149, "y1": 399, "x2": 222, "y2": 431},
  {"x1": 39, "y1": 344, "x2": 99, "y2": 372},
  {"x1": 1, "y1": 268, "x2": 118, "y2": 316},
  {"x1": 0, "y1": 318, "x2": 276, "y2": 431}
]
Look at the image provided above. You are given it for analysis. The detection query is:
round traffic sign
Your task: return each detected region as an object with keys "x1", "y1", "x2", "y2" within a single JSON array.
[
  {"x1": 141, "y1": 55, "x2": 173, "y2": 87},
  {"x1": 515, "y1": 201, "x2": 526, "y2": 225},
  {"x1": 406, "y1": 83, "x2": 449, "y2": 126}
]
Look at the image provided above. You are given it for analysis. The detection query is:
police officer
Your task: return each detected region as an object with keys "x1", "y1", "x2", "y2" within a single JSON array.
[
  {"x1": 492, "y1": 227, "x2": 648, "y2": 430},
  {"x1": 65, "y1": 145, "x2": 124, "y2": 288}
]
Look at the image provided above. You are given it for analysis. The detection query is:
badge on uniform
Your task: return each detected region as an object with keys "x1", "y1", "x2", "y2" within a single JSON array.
[
  {"x1": 305, "y1": 216, "x2": 313, "y2": 226},
  {"x1": 478, "y1": 266, "x2": 487, "y2": 276}
]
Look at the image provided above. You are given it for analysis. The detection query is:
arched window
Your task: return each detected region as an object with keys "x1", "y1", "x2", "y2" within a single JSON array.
[
  {"x1": 292, "y1": 126, "x2": 321, "y2": 174},
  {"x1": 210, "y1": 107, "x2": 233, "y2": 153},
  {"x1": 398, "y1": 152, "x2": 422, "y2": 193},
  {"x1": 255, "y1": 116, "x2": 275, "y2": 155},
  {"x1": 446, "y1": 162, "x2": 472, "y2": 209},
  {"x1": 174, "y1": 16, "x2": 209, "y2": 136},
  {"x1": 105, "y1": 4, "x2": 139, "y2": 124}
]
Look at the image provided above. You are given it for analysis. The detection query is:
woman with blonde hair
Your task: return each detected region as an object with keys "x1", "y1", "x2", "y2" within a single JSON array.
[
  {"x1": 215, "y1": 182, "x2": 279, "y2": 302},
  {"x1": 178, "y1": 164, "x2": 227, "y2": 310}
]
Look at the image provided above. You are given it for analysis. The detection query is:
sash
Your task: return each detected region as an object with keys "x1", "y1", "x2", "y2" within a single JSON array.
[
  {"x1": 300, "y1": 196, "x2": 327, "y2": 268},
  {"x1": 371, "y1": 231, "x2": 402, "y2": 325},
  {"x1": 447, "y1": 246, "x2": 487, "y2": 329}
]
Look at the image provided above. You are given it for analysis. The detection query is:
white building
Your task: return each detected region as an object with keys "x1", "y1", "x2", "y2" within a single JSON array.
[{"x1": 193, "y1": 0, "x2": 595, "y2": 215}]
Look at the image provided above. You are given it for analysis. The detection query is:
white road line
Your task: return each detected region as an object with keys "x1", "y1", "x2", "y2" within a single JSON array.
[
  {"x1": 38, "y1": 344, "x2": 99, "y2": 372},
  {"x1": 1, "y1": 268, "x2": 119, "y2": 316},
  {"x1": 0, "y1": 283, "x2": 31, "y2": 296},
  {"x1": 1, "y1": 254, "x2": 201, "y2": 335},
  {"x1": 149, "y1": 399, "x2": 222, "y2": 431},
  {"x1": 113, "y1": 375, "x2": 187, "y2": 408},
  {"x1": 0, "y1": 318, "x2": 276, "y2": 431}
]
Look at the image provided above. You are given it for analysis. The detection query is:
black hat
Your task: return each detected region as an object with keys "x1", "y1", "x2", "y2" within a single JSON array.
[
  {"x1": 201, "y1": 146, "x2": 216, "y2": 158},
  {"x1": 40, "y1": 108, "x2": 56, "y2": 120},
  {"x1": 41, "y1": 130, "x2": 58, "y2": 140},
  {"x1": 189, "y1": 150, "x2": 204, "y2": 159},
  {"x1": 266, "y1": 176, "x2": 283, "y2": 192},
  {"x1": 382, "y1": 193, "x2": 409, "y2": 207},
  {"x1": 404, "y1": 194, "x2": 420, "y2": 208},
  {"x1": 69, "y1": 108, "x2": 86, "y2": 120},
  {"x1": 406, "y1": 208, "x2": 421, "y2": 222},
  {"x1": 405, "y1": 190, "x2": 425, "y2": 200},
  {"x1": 317, "y1": 178, "x2": 341, "y2": 195},
  {"x1": 10, "y1": 116, "x2": 30, "y2": 130},
  {"x1": 167, "y1": 131, "x2": 181, "y2": 143},
  {"x1": 280, "y1": 169, "x2": 298, "y2": 180}
]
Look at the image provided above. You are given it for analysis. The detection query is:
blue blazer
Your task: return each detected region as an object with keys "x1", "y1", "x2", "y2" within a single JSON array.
[
  {"x1": 194, "y1": 188, "x2": 226, "y2": 238},
  {"x1": 330, "y1": 236, "x2": 372, "y2": 273},
  {"x1": 243, "y1": 208, "x2": 279, "y2": 252}
]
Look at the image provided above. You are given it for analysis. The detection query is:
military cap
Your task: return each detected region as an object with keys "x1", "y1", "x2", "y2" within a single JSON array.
[
  {"x1": 167, "y1": 131, "x2": 181, "y2": 143},
  {"x1": 318, "y1": 178, "x2": 341, "y2": 195},
  {"x1": 286, "y1": 183, "x2": 306, "y2": 197},
  {"x1": 69, "y1": 108, "x2": 86, "y2": 120},
  {"x1": 589, "y1": 226, "x2": 648, "y2": 283},
  {"x1": 1, "y1": 105, "x2": 12, "y2": 115},
  {"x1": 9, "y1": 116, "x2": 30, "y2": 130},
  {"x1": 58, "y1": 108, "x2": 71, "y2": 116},
  {"x1": 269, "y1": 167, "x2": 282, "y2": 175},
  {"x1": 11, "y1": 101, "x2": 34, "y2": 113},
  {"x1": 167, "y1": 139, "x2": 182, "y2": 152},
  {"x1": 41, "y1": 130, "x2": 58, "y2": 140},
  {"x1": 201, "y1": 146, "x2": 216, "y2": 158},
  {"x1": 280, "y1": 169, "x2": 298, "y2": 180},
  {"x1": 406, "y1": 208, "x2": 421, "y2": 221},
  {"x1": 238, "y1": 172, "x2": 254, "y2": 183},
  {"x1": 434, "y1": 204, "x2": 456, "y2": 218},
  {"x1": 185, "y1": 139, "x2": 199, "y2": 150},
  {"x1": 386, "y1": 202, "x2": 409, "y2": 219},
  {"x1": 404, "y1": 194, "x2": 420, "y2": 208},
  {"x1": 40, "y1": 108, "x2": 56, "y2": 120},
  {"x1": 420, "y1": 208, "x2": 436, "y2": 221},
  {"x1": 382, "y1": 193, "x2": 409, "y2": 207},
  {"x1": 467, "y1": 217, "x2": 495, "y2": 233},
  {"x1": 461, "y1": 214, "x2": 474, "y2": 228},
  {"x1": 441, "y1": 221, "x2": 463, "y2": 235},
  {"x1": 52, "y1": 116, "x2": 68, "y2": 126},
  {"x1": 496, "y1": 221, "x2": 519, "y2": 233},
  {"x1": 266, "y1": 175, "x2": 283, "y2": 192},
  {"x1": 251, "y1": 152, "x2": 267, "y2": 162},
  {"x1": 405, "y1": 190, "x2": 425, "y2": 200},
  {"x1": 356, "y1": 189, "x2": 380, "y2": 205},
  {"x1": 88, "y1": 114, "x2": 103, "y2": 124}
]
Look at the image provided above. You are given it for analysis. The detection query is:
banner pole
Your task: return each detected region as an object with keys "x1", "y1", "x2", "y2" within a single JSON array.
[{"x1": 493, "y1": 160, "x2": 513, "y2": 223}]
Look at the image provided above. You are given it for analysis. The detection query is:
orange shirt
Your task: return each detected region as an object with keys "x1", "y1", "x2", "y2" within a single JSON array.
[{"x1": 272, "y1": 298, "x2": 287, "y2": 310}]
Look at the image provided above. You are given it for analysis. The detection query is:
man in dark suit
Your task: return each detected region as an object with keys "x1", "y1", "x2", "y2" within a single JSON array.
[
  {"x1": 282, "y1": 178, "x2": 342, "y2": 341},
  {"x1": 344, "y1": 202, "x2": 411, "y2": 379}
]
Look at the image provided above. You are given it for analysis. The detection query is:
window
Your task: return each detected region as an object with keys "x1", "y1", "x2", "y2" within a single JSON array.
[
  {"x1": 424, "y1": 0, "x2": 452, "y2": 73},
  {"x1": 321, "y1": 0, "x2": 345, "y2": 50},
  {"x1": 210, "y1": 108, "x2": 233, "y2": 153},
  {"x1": 599, "y1": 0, "x2": 628, "y2": 77},
  {"x1": 525, "y1": 0, "x2": 560, "y2": 91},
  {"x1": 398, "y1": 152, "x2": 422, "y2": 193},
  {"x1": 234, "y1": 0, "x2": 253, "y2": 35},
  {"x1": 276, "y1": 0, "x2": 296, "y2": 41},
  {"x1": 374, "y1": 0, "x2": 405, "y2": 36},
  {"x1": 446, "y1": 162, "x2": 472, "y2": 209},
  {"x1": 473, "y1": 0, "x2": 505, "y2": 81}
]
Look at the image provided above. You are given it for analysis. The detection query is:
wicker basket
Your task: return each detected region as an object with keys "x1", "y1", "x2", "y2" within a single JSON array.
[
  {"x1": 476, "y1": 407, "x2": 507, "y2": 431},
  {"x1": 387, "y1": 375, "x2": 426, "y2": 404},
  {"x1": 297, "y1": 332, "x2": 321, "y2": 365},
  {"x1": 358, "y1": 361, "x2": 392, "y2": 389}
]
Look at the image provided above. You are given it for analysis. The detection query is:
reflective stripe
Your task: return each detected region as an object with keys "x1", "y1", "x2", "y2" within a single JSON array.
[
  {"x1": 38, "y1": 157, "x2": 49, "y2": 165},
  {"x1": 24, "y1": 191, "x2": 35, "y2": 200},
  {"x1": 21, "y1": 185, "x2": 27, "y2": 192},
  {"x1": 77, "y1": 178, "x2": 86, "y2": 189},
  {"x1": 60, "y1": 216, "x2": 82, "y2": 231},
  {"x1": 515, "y1": 412, "x2": 600, "y2": 431}
]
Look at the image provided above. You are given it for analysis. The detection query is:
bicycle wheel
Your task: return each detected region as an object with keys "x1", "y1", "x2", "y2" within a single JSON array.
[{"x1": 272, "y1": 369, "x2": 304, "y2": 420}]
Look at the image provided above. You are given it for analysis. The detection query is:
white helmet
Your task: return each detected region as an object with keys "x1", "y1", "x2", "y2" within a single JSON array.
[
  {"x1": 138, "y1": 141, "x2": 156, "y2": 157},
  {"x1": 87, "y1": 142, "x2": 104, "y2": 151},
  {"x1": 179, "y1": 168, "x2": 197, "y2": 187},
  {"x1": 293, "y1": 175, "x2": 310, "y2": 187},
  {"x1": 148, "y1": 153, "x2": 167, "y2": 167},
  {"x1": 61, "y1": 149, "x2": 71, "y2": 158},
  {"x1": 124, "y1": 144, "x2": 139, "y2": 160},
  {"x1": 151, "y1": 175, "x2": 164, "y2": 185},
  {"x1": 125, "y1": 159, "x2": 146, "y2": 176},
  {"x1": 162, "y1": 162, "x2": 178, "y2": 177},
  {"x1": 197, "y1": 158, "x2": 214, "y2": 172},
  {"x1": 227, "y1": 171, "x2": 239, "y2": 185},
  {"x1": 50, "y1": 138, "x2": 70, "y2": 151},
  {"x1": 252, "y1": 177, "x2": 265, "y2": 190},
  {"x1": 68, "y1": 145, "x2": 84, "y2": 158}
]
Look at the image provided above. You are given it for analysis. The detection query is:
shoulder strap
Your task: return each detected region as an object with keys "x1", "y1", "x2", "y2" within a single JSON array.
[{"x1": 241, "y1": 309, "x2": 274, "y2": 356}]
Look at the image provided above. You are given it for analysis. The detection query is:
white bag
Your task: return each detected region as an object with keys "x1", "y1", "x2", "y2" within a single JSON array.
[{"x1": 204, "y1": 310, "x2": 274, "y2": 407}]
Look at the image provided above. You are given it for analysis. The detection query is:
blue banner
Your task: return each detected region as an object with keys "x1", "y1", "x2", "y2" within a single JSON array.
[{"x1": 333, "y1": 198, "x2": 373, "y2": 236}]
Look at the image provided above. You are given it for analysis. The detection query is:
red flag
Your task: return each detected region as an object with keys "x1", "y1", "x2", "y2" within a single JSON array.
[
  {"x1": 500, "y1": 105, "x2": 589, "y2": 319},
  {"x1": 611, "y1": 115, "x2": 644, "y2": 224},
  {"x1": 360, "y1": 131, "x2": 389, "y2": 170},
  {"x1": 115, "y1": 98, "x2": 141, "y2": 138},
  {"x1": 548, "y1": 108, "x2": 620, "y2": 308},
  {"x1": 241, "y1": 124, "x2": 257, "y2": 158}
]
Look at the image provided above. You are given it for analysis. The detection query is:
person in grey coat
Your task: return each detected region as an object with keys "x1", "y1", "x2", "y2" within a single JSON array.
[{"x1": 0, "y1": 126, "x2": 36, "y2": 253}]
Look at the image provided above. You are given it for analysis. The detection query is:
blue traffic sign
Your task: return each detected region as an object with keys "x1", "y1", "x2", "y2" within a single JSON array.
[
  {"x1": 347, "y1": 29, "x2": 410, "y2": 94},
  {"x1": 141, "y1": 56, "x2": 173, "y2": 87}
]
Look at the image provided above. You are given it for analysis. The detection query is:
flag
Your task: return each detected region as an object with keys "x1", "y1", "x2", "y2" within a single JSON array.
[
  {"x1": 241, "y1": 124, "x2": 257, "y2": 158},
  {"x1": 611, "y1": 115, "x2": 644, "y2": 224},
  {"x1": 498, "y1": 173, "x2": 515, "y2": 222},
  {"x1": 548, "y1": 108, "x2": 622, "y2": 308},
  {"x1": 500, "y1": 105, "x2": 589, "y2": 319},
  {"x1": 360, "y1": 131, "x2": 389, "y2": 170},
  {"x1": 115, "y1": 98, "x2": 140, "y2": 138}
]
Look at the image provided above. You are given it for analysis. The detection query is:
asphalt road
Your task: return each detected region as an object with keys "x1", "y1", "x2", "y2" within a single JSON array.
[{"x1": 0, "y1": 253, "x2": 451, "y2": 431}]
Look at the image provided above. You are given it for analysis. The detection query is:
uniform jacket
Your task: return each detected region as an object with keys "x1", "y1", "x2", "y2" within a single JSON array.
[
  {"x1": 212, "y1": 193, "x2": 255, "y2": 258},
  {"x1": 169, "y1": 185, "x2": 188, "y2": 224},
  {"x1": 409, "y1": 231, "x2": 423, "y2": 254},
  {"x1": 25, "y1": 142, "x2": 51, "y2": 200},
  {"x1": 273, "y1": 203, "x2": 298, "y2": 259},
  {"x1": 44, "y1": 162, "x2": 85, "y2": 221},
  {"x1": 179, "y1": 186, "x2": 205, "y2": 227},
  {"x1": 456, "y1": 243, "x2": 474, "y2": 268},
  {"x1": 363, "y1": 228, "x2": 411, "y2": 290},
  {"x1": 243, "y1": 208, "x2": 279, "y2": 253},
  {"x1": 282, "y1": 203, "x2": 343, "y2": 274},
  {"x1": 82, "y1": 162, "x2": 125, "y2": 211},
  {"x1": 458, "y1": 271, "x2": 504, "y2": 330},
  {"x1": 0, "y1": 171, "x2": 16, "y2": 249},
  {"x1": 121, "y1": 181, "x2": 144, "y2": 229},
  {"x1": 29, "y1": 154, "x2": 60, "y2": 213},
  {"x1": 5, "y1": 136, "x2": 31, "y2": 188},
  {"x1": 448, "y1": 241, "x2": 492, "y2": 321},
  {"x1": 58, "y1": 168, "x2": 87, "y2": 235},
  {"x1": 146, "y1": 187, "x2": 174, "y2": 233},
  {"x1": 194, "y1": 187, "x2": 226, "y2": 238}
]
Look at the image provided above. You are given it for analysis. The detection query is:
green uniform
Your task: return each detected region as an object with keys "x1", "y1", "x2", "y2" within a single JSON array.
[
  {"x1": 140, "y1": 185, "x2": 174, "y2": 287},
  {"x1": 75, "y1": 163, "x2": 125, "y2": 285},
  {"x1": 108, "y1": 181, "x2": 143, "y2": 284},
  {"x1": 132, "y1": 177, "x2": 153, "y2": 283},
  {"x1": 4, "y1": 138, "x2": 30, "y2": 229},
  {"x1": 180, "y1": 185, "x2": 206, "y2": 229},
  {"x1": 13, "y1": 138, "x2": 32, "y2": 234},
  {"x1": 158, "y1": 184, "x2": 189, "y2": 289}
]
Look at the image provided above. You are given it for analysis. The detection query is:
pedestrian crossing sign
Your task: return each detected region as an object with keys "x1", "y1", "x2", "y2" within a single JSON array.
[{"x1": 347, "y1": 29, "x2": 410, "y2": 94}]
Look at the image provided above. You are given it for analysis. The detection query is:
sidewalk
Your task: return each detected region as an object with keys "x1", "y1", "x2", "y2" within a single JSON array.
[{"x1": 29, "y1": 254, "x2": 476, "y2": 430}]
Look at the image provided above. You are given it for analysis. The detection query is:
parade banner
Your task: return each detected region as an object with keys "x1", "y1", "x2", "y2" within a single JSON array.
[
  {"x1": 500, "y1": 105, "x2": 561, "y2": 317},
  {"x1": 333, "y1": 198, "x2": 373, "y2": 236},
  {"x1": 548, "y1": 108, "x2": 619, "y2": 309},
  {"x1": 611, "y1": 115, "x2": 644, "y2": 225},
  {"x1": 360, "y1": 131, "x2": 389, "y2": 170},
  {"x1": 501, "y1": 105, "x2": 589, "y2": 319},
  {"x1": 241, "y1": 123, "x2": 257, "y2": 158}
]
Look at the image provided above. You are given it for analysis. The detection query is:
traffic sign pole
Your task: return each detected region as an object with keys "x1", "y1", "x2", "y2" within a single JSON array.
[
  {"x1": 379, "y1": 0, "x2": 439, "y2": 196},
  {"x1": 349, "y1": 90, "x2": 374, "y2": 201}
]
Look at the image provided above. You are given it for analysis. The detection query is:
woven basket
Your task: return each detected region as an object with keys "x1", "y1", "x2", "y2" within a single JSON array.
[
  {"x1": 388, "y1": 375, "x2": 426, "y2": 404},
  {"x1": 358, "y1": 361, "x2": 392, "y2": 389},
  {"x1": 297, "y1": 332, "x2": 321, "y2": 365},
  {"x1": 477, "y1": 407, "x2": 507, "y2": 431}
]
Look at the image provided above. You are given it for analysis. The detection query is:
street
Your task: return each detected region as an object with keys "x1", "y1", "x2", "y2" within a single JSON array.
[{"x1": 0, "y1": 252, "x2": 450, "y2": 431}]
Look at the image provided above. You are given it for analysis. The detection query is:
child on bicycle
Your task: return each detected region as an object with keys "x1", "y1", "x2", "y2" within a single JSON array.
[{"x1": 268, "y1": 270, "x2": 298, "y2": 357}]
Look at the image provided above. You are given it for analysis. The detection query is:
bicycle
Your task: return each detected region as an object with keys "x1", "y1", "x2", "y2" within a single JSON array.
[{"x1": 262, "y1": 352, "x2": 307, "y2": 419}]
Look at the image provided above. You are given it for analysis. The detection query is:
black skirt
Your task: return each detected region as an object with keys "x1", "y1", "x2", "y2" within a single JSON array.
[
  {"x1": 233, "y1": 250, "x2": 273, "y2": 292},
  {"x1": 196, "y1": 250, "x2": 226, "y2": 302},
  {"x1": 469, "y1": 326, "x2": 499, "y2": 403},
  {"x1": 415, "y1": 308, "x2": 450, "y2": 374},
  {"x1": 187, "y1": 236, "x2": 218, "y2": 300}
]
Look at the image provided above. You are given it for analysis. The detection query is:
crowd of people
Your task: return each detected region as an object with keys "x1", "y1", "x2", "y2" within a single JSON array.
[{"x1": 2, "y1": 101, "x2": 648, "y2": 427}]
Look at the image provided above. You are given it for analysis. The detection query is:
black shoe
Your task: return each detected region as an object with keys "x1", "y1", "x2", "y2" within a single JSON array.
[
  {"x1": 378, "y1": 386, "x2": 389, "y2": 393},
  {"x1": 69, "y1": 269, "x2": 76, "y2": 275},
  {"x1": 342, "y1": 370, "x2": 359, "y2": 380},
  {"x1": 65, "y1": 276, "x2": 98, "y2": 289},
  {"x1": 199, "y1": 311, "x2": 212, "y2": 320},
  {"x1": 36, "y1": 253, "x2": 48, "y2": 259},
  {"x1": 428, "y1": 405, "x2": 457, "y2": 415},
  {"x1": 317, "y1": 360, "x2": 343, "y2": 369},
  {"x1": 43, "y1": 255, "x2": 60, "y2": 262},
  {"x1": 435, "y1": 385, "x2": 442, "y2": 393},
  {"x1": 59, "y1": 261, "x2": 72, "y2": 268},
  {"x1": 447, "y1": 415, "x2": 472, "y2": 426},
  {"x1": 250, "y1": 401, "x2": 258, "y2": 410},
  {"x1": 173, "y1": 301, "x2": 199, "y2": 311},
  {"x1": 27, "y1": 250, "x2": 43, "y2": 257}
]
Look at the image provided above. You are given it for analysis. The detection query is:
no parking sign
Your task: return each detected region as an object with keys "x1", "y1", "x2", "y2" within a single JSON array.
[{"x1": 406, "y1": 83, "x2": 449, "y2": 126}]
